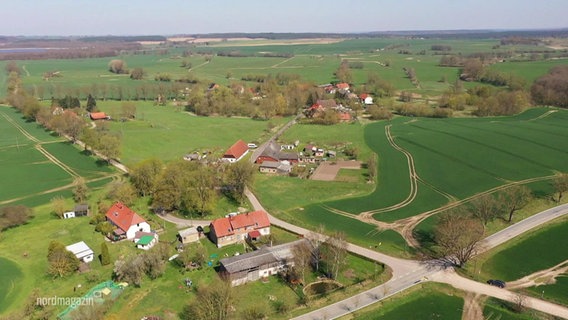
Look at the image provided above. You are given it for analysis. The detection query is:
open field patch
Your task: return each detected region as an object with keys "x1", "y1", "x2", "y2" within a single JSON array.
[
  {"x1": 310, "y1": 160, "x2": 362, "y2": 181},
  {"x1": 0, "y1": 257, "x2": 23, "y2": 313}
]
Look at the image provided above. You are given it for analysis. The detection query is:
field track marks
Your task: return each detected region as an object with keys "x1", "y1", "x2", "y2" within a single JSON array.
[
  {"x1": 190, "y1": 60, "x2": 210, "y2": 71},
  {"x1": 271, "y1": 56, "x2": 295, "y2": 68},
  {"x1": 0, "y1": 174, "x2": 119, "y2": 205},
  {"x1": 506, "y1": 260, "x2": 568, "y2": 290},
  {"x1": 2, "y1": 111, "x2": 79, "y2": 178},
  {"x1": 528, "y1": 109, "x2": 557, "y2": 121},
  {"x1": 400, "y1": 174, "x2": 560, "y2": 248},
  {"x1": 1, "y1": 112, "x2": 41, "y2": 144},
  {"x1": 360, "y1": 125, "x2": 419, "y2": 218}
]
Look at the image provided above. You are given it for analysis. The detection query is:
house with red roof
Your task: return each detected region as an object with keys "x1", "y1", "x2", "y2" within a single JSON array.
[
  {"x1": 360, "y1": 93, "x2": 374, "y2": 105},
  {"x1": 209, "y1": 210, "x2": 271, "y2": 247},
  {"x1": 336, "y1": 82, "x2": 350, "y2": 90},
  {"x1": 89, "y1": 112, "x2": 110, "y2": 121},
  {"x1": 222, "y1": 140, "x2": 249, "y2": 163},
  {"x1": 338, "y1": 112, "x2": 353, "y2": 122},
  {"x1": 105, "y1": 202, "x2": 151, "y2": 240}
]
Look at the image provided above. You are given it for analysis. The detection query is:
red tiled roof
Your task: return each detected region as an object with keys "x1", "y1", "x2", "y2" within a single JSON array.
[
  {"x1": 211, "y1": 217, "x2": 234, "y2": 238},
  {"x1": 360, "y1": 93, "x2": 369, "y2": 99},
  {"x1": 90, "y1": 112, "x2": 108, "y2": 120},
  {"x1": 336, "y1": 82, "x2": 350, "y2": 89},
  {"x1": 248, "y1": 230, "x2": 261, "y2": 238},
  {"x1": 210, "y1": 210, "x2": 270, "y2": 238},
  {"x1": 339, "y1": 113, "x2": 352, "y2": 121},
  {"x1": 223, "y1": 140, "x2": 249, "y2": 160},
  {"x1": 105, "y1": 202, "x2": 146, "y2": 233}
]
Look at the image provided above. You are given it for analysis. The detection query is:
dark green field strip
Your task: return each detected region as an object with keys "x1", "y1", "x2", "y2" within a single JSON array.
[
  {"x1": 331, "y1": 121, "x2": 411, "y2": 214},
  {"x1": 286, "y1": 204, "x2": 408, "y2": 254},
  {"x1": 0, "y1": 146, "x2": 72, "y2": 203},
  {"x1": 483, "y1": 298, "x2": 541, "y2": 320},
  {"x1": 372, "y1": 181, "x2": 451, "y2": 223},
  {"x1": 406, "y1": 121, "x2": 556, "y2": 178},
  {"x1": 394, "y1": 134, "x2": 503, "y2": 199},
  {"x1": 483, "y1": 220, "x2": 568, "y2": 281},
  {"x1": 41, "y1": 142, "x2": 114, "y2": 179},
  {"x1": 354, "y1": 285, "x2": 464, "y2": 320},
  {"x1": 0, "y1": 108, "x2": 61, "y2": 143}
]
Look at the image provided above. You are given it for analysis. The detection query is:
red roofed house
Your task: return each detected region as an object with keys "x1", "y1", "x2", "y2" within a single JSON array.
[
  {"x1": 336, "y1": 82, "x2": 350, "y2": 90},
  {"x1": 209, "y1": 211, "x2": 271, "y2": 247},
  {"x1": 105, "y1": 202, "x2": 151, "y2": 240},
  {"x1": 338, "y1": 112, "x2": 352, "y2": 122},
  {"x1": 360, "y1": 93, "x2": 374, "y2": 105},
  {"x1": 89, "y1": 112, "x2": 110, "y2": 121},
  {"x1": 222, "y1": 140, "x2": 249, "y2": 163}
]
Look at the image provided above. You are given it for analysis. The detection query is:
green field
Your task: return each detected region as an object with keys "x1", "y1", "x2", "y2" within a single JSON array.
[
  {"x1": 343, "y1": 283, "x2": 463, "y2": 320},
  {"x1": 0, "y1": 257, "x2": 23, "y2": 313},
  {"x1": 488, "y1": 218, "x2": 568, "y2": 282},
  {"x1": 0, "y1": 106, "x2": 116, "y2": 206}
]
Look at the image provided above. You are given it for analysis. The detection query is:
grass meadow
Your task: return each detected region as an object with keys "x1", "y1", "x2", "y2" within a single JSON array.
[{"x1": 93, "y1": 100, "x2": 291, "y2": 165}]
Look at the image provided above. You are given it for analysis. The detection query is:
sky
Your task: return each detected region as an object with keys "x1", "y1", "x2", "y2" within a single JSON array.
[{"x1": 2, "y1": 0, "x2": 567, "y2": 36}]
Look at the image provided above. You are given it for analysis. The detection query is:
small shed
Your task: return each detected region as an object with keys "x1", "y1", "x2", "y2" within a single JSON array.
[
  {"x1": 135, "y1": 231, "x2": 158, "y2": 250},
  {"x1": 66, "y1": 241, "x2": 94, "y2": 263},
  {"x1": 178, "y1": 227, "x2": 200, "y2": 244},
  {"x1": 74, "y1": 204, "x2": 89, "y2": 217}
]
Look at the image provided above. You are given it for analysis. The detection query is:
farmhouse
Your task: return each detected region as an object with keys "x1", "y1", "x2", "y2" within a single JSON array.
[
  {"x1": 105, "y1": 202, "x2": 151, "y2": 240},
  {"x1": 255, "y1": 141, "x2": 299, "y2": 164},
  {"x1": 178, "y1": 227, "x2": 201, "y2": 244},
  {"x1": 222, "y1": 140, "x2": 249, "y2": 163},
  {"x1": 65, "y1": 241, "x2": 94, "y2": 263},
  {"x1": 336, "y1": 82, "x2": 350, "y2": 91},
  {"x1": 338, "y1": 112, "x2": 353, "y2": 122},
  {"x1": 89, "y1": 112, "x2": 110, "y2": 121},
  {"x1": 219, "y1": 239, "x2": 312, "y2": 286},
  {"x1": 209, "y1": 210, "x2": 271, "y2": 248},
  {"x1": 259, "y1": 161, "x2": 292, "y2": 174},
  {"x1": 360, "y1": 93, "x2": 373, "y2": 105}
]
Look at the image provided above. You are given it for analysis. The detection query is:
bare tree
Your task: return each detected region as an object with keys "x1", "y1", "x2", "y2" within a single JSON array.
[
  {"x1": 73, "y1": 177, "x2": 88, "y2": 203},
  {"x1": 499, "y1": 185, "x2": 532, "y2": 222},
  {"x1": 108, "y1": 59, "x2": 127, "y2": 74},
  {"x1": 291, "y1": 240, "x2": 313, "y2": 285},
  {"x1": 180, "y1": 280, "x2": 234, "y2": 320},
  {"x1": 512, "y1": 293, "x2": 528, "y2": 313},
  {"x1": 470, "y1": 193, "x2": 500, "y2": 225},
  {"x1": 553, "y1": 173, "x2": 568, "y2": 203},
  {"x1": 433, "y1": 210, "x2": 485, "y2": 267},
  {"x1": 321, "y1": 231, "x2": 348, "y2": 279}
]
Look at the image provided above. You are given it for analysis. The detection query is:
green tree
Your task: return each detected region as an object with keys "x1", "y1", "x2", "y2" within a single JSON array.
[
  {"x1": 47, "y1": 240, "x2": 80, "y2": 278},
  {"x1": 120, "y1": 101, "x2": 137, "y2": 119},
  {"x1": 100, "y1": 242, "x2": 111, "y2": 266},
  {"x1": 86, "y1": 94, "x2": 97, "y2": 112},
  {"x1": 98, "y1": 134, "x2": 121, "y2": 162},
  {"x1": 106, "y1": 180, "x2": 137, "y2": 206},
  {"x1": 130, "y1": 67, "x2": 145, "y2": 80},
  {"x1": 130, "y1": 158, "x2": 163, "y2": 197},
  {"x1": 225, "y1": 161, "x2": 255, "y2": 203},
  {"x1": 367, "y1": 154, "x2": 377, "y2": 183},
  {"x1": 186, "y1": 166, "x2": 218, "y2": 216},
  {"x1": 73, "y1": 177, "x2": 88, "y2": 203},
  {"x1": 50, "y1": 196, "x2": 67, "y2": 218}
]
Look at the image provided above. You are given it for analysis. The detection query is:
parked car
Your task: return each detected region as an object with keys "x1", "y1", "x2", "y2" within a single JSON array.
[
  {"x1": 487, "y1": 279, "x2": 506, "y2": 288},
  {"x1": 247, "y1": 143, "x2": 258, "y2": 149}
]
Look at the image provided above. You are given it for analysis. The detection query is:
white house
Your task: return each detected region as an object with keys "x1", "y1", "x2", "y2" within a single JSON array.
[
  {"x1": 66, "y1": 241, "x2": 94, "y2": 263},
  {"x1": 360, "y1": 93, "x2": 373, "y2": 105},
  {"x1": 105, "y1": 202, "x2": 151, "y2": 240}
]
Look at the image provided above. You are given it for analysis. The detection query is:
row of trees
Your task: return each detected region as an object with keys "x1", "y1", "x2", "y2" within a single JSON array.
[{"x1": 432, "y1": 184, "x2": 535, "y2": 267}]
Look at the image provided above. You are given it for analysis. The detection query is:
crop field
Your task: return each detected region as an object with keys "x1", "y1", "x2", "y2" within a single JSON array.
[
  {"x1": 0, "y1": 106, "x2": 116, "y2": 206},
  {"x1": 0, "y1": 257, "x2": 22, "y2": 313},
  {"x1": 344, "y1": 283, "x2": 463, "y2": 320},
  {"x1": 481, "y1": 218, "x2": 568, "y2": 281},
  {"x1": 325, "y1": 108, "x2": 568, "y2": 221},
  {"x1": 8, "y1": 38, "x2": 568, "y2": 102}
]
